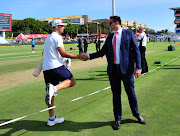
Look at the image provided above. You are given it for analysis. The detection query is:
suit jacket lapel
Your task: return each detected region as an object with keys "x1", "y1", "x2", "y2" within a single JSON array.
[
  {"x1": 109, "y1": 33, "x2": 114, "y2": 49},
  {"x1": 121, "y1": 29, "x2": 125, "y2": 46}
]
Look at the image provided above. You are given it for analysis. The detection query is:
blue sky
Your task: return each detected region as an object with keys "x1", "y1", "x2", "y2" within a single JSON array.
[{"x1": 1, "y1": 0, "x2": 180, "y2": 32}]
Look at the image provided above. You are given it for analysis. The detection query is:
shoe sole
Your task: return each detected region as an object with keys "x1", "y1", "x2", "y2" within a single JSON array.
[{"x1": 47, "y1": 117, "x2": 65, "y2": 126}]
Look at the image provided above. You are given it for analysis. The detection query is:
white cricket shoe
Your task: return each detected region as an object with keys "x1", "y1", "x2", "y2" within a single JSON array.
[
  {"x1": 45, "y1": 83, "x2": 54, "y2": 105},
  {"x1": 47, "y1": 116, "x2": 65, "y2": 126}
]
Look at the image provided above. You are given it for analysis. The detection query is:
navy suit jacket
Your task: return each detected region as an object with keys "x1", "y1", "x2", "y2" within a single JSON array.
[{"x1": 89, "y1": 29, "x2": 141, "y2": 76}]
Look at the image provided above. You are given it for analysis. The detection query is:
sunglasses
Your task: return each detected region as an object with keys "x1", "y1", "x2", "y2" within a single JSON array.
[{"x1": 109, "y1": 21, "x2": 114, "y2": 25}]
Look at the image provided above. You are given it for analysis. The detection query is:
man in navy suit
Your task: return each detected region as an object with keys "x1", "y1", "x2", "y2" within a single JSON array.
[
  {"x1": 94, "y1": 36, "x2": 101, "y2": 52},
  {"x1": 81, "y1": 16, "x2": 146, "y2": 130},
  {"x1": 77, "y1": 36, "x2": 84, "y2": 55}
]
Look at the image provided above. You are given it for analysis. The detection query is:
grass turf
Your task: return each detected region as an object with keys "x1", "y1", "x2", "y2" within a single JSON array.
[
  {"x1": 0, "y1": 43, "x2": 97, "y2": 75},
  {"x1": 0, "y1": 42, "x2": 179, "y2": 136}
]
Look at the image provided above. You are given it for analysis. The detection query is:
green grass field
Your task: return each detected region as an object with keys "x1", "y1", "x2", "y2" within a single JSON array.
[{"x1": 0, "y1": 42, "x2": 179, "y2": 136}]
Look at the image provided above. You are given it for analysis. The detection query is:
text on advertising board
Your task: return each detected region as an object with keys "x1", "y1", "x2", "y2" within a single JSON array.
[{"x1": 0, "y1": 13, "x2": 12, "y2": 31}]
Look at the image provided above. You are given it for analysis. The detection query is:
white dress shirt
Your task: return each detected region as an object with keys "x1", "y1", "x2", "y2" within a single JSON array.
[
  {"x1": 112, "y1": 28, "x2": 123, "y2": 64},
  {"x1": 137, "y1": 32, "x2": 147, "y2": 47},
  {"x1": 88, "y1": 28, "x2": 123, "y2": 61}
]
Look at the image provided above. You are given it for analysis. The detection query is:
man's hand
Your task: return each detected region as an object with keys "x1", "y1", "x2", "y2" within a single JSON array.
[
  {"x1": 136, "y1": 39, "x2": 140, "y2": 42},
  {"x1": 78, "y1": 54, "x2": 89, "y2": 61},
  {"x1": 134, "y1": 68, "x2": 141, "y2": 78}
]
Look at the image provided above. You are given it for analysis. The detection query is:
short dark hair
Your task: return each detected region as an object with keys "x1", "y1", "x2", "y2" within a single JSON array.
[
  {"x1": 110, "y1": 16, "x2": 121, "y2": 25},
  {"x1": 139, "y1": 27, "x2": 143, "y2": 30}
]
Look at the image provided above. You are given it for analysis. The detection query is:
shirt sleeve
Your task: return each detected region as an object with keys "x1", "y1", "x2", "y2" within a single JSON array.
[
  {"x1": 137, "y1": 34, "x2": 143, "y2": 40},
  {"x1": 56, "y1": 35, "x2": 64, "y2": 48}
]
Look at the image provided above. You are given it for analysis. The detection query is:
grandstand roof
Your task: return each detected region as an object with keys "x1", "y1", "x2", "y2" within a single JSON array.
[{"x1": 169, "y1": 7, "x2": 180, "y2": 10}]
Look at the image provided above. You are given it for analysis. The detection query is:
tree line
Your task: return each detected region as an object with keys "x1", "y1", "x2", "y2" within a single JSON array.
[
  {"x1": 5, "y1": 18, "x2": 163, "y2": 38},
  {"x1": 5, "y1": 18, "x2": 110, "y2": 38}
]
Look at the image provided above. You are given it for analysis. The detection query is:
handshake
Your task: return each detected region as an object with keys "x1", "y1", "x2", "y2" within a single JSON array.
[{"x1": 77, "y1": 53, "x2": 89, "y2": 61}]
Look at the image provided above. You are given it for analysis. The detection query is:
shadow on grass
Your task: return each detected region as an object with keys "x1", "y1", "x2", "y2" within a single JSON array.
[
  {"x1": 0, "y1": 119, "x2": 138, "y2": 135},
  {"x1": 76, "y1": 77, "x2": 108, "y2": 81},
  {"x1": 94, "y1": 71, "x2": 107, "y2": 73},
  {"x1": 96, "y1": 73, "x2": 108, "y2": 77},
  {"x1": 161, "y1": 65, "x2": 180, "y2": 69},
  {"x1": 161, "y1": 67, "x2": 180, "y2": 69},
  {"x1": 150, "y1": 64, "x2": 180, "y2": 70},
  {"x1": 76, "y1": 77, "x2": 97, "y2": 81},
  {"x1": 76, "y1": 71, "x2": 108, "y2": 81},
  {"x1": 121, "y1": 119, "x2": 139, "y2": 124},
  {"x1": 0, "y1": 93, "x2": 137, "y2": 135},
  {"x1": 0, "y1": 119, "x2": 110, "y2": 135}
]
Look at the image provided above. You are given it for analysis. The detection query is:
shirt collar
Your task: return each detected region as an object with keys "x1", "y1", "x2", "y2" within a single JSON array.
[{"x1": 115, "y1": 28, "x2": 123, "y2": 34}]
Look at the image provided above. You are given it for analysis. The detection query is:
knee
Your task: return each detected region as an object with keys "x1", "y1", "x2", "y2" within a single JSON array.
[{"x1": 70, "y1": 77, "x2": 76, "y2": 87}]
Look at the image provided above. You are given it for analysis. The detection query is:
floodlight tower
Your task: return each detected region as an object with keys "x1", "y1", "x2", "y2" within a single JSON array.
[
  {"x1": 112, "y1": 0, "x2": 116, "y2": 16},
  {"x1": 169, "y1": 7, "x2": 180, "y2": 34}
]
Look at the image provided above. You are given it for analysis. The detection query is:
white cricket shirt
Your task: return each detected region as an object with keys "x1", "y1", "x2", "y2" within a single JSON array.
[
  {"x1": 43, "y1": 32, "x2": 64, "y2": 71},
  {"x1": 137, "y1": 32, "x2": 147, "y2": 47}
]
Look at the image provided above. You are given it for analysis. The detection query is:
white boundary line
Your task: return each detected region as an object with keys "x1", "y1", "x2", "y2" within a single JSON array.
[
  {"x1": 141, "y1": 56, "x2": 180, "y2": 76},
  {"x1": 0, "y1": 55, "x2": 179, "y2": 127},
  {"x1": 0, "y1": 87, "x2": 111, "y2": 127}
]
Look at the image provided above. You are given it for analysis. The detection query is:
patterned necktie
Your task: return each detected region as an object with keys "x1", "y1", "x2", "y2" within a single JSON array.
[{"x1": 113, "y1": 32, "x2": 118, "y2": 63}]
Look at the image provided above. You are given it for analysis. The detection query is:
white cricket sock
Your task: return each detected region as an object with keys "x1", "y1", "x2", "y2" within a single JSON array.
[{"x1": 49, "y1": 115, "x2": 55, "y2": 121}]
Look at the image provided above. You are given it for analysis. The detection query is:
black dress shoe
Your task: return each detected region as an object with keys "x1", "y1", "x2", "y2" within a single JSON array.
[
  {"x1": 112, "y1": 121, "x2": 121, "y2": 130},
  {"x1": 135, "y1": 115, "x2": 146, "y2": 124}
]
